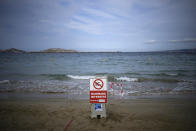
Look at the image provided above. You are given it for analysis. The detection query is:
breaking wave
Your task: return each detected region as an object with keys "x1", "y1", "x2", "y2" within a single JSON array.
[
  {"x1": 116, "y1": 77, "x2": 138, "y2": 82},
  {"x1": 41, "y1": 74, "x2": 187, "y2": 83},
  {"x1": 67, "y1": 75, "x2": 95, "y2": 80},
  {"x1": 0, "y1": 80, "x2": 10, "y2": 84},
  {"x1": 41, "y1": 74, "x2": 70, "y2": 80}
]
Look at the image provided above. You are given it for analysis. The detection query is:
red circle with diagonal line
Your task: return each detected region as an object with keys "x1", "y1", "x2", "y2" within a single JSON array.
[{"x1": 93, "y1": 79, "x2": 104, "y2": 90}]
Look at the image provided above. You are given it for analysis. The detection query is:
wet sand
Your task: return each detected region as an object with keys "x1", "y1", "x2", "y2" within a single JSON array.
[{"x1": 0, "y1": 97, "x2": 196, "y2": 131}]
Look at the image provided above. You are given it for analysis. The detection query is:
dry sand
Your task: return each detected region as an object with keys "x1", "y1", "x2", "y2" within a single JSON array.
[{"x1": 0, "y1": 97, "x2": 196, "y2": 131}]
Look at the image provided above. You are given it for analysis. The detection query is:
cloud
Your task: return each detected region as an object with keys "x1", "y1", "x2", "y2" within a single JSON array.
[
  {"x1": 72, "y1": 15, "x2": 94, "y2": 24},
  {"x1": 66, "y1": 14, "x2": 103, "y2": 34},
  {"x1": 145, "y1": 40, "x2": 157, "y2": 43},
  {"x1": 82, "y1": 8, "x2": 116, "y2": 19},
  {"x1": 145, "y1": 38, "x2": 196, "y2": 44},
  {"x1": 66, "y1": 7, "x2": 122, "y2": 34},
  {"x1": 1, "y1": 0, "x2": 196, "y2": 51},
  {"x1": 67, "y1": 20, "x2": 103, "y2": 35}
]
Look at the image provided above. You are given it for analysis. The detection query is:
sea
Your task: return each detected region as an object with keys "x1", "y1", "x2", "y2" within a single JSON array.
[{"x1": 0, "y1": 52, "x2": 196, "y2": 99}]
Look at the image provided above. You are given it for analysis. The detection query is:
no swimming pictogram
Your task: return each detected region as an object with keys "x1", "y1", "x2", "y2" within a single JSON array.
[{"x1": 93, "y1": 79, "x2": 104, "y2": 90}]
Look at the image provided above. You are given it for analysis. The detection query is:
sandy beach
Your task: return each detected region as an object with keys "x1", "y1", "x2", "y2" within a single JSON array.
[{"x1": 0, "y1": 95, "x2": 196, "y2": 131}]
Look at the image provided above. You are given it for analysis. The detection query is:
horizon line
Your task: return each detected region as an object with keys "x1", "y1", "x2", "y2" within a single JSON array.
[{"x1": 1, "y1": 47, "x2": 196, "y2": 53}]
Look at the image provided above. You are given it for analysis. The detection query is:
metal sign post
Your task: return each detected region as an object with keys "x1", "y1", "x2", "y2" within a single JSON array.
[{"x1": 90, "y1": 77, "x2": 107, "y2": 119}]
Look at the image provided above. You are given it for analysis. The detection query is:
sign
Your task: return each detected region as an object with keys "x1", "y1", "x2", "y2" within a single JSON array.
[
  {"x1": 90, "y1": 91, "x2": 107, "y2": 103},
  {"x1": 93, "y1": 79, "x2": 104, "y2": 89},
  {"x1": 95, "y1": 104, "x2": 102, "y2": 111},
  {"x1": 90, "y1": 78, "x2": 107, "y2": 103}
]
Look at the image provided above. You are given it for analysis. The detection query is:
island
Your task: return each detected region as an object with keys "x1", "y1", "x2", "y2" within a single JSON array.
[
  {"x1": 0, "y1": 48, "x2": 26, "y2": 53},
  {"x1": 38, "y1": 48, "x2": 77, "y2": 53},
  {"x1": 0, "y1": 48, "x2": 78, "y2": 53}
]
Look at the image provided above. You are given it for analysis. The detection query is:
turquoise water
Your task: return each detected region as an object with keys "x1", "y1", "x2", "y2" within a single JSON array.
[{"x1": 0, "y1": 52, "x2": 196, "y2": 96}]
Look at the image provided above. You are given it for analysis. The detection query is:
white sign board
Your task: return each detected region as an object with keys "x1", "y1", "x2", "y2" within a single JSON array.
[
  {"x1": 90, "y1": 78, "x2": 107, "y2": 91},
  {"x1": 90, "y1": 78, "x2": 107, "y2": 103}
]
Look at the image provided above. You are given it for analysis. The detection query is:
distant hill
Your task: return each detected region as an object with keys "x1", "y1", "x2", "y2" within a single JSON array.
[
  {"x1": 0, "y1": 48, "x2": 77, "y2": 53},
  {"x1": 36, "y1": 48, "x2": 78, "y2": 53},
  {"x1": 0, "y1": 48, "x2": 26, "y2": 53}
]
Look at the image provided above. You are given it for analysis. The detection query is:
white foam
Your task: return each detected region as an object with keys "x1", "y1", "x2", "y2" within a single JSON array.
[
  {"x1": 116, "y1": 77, "x2": 138, "y2": 82},
  {"x1": 127, "y1": 91, "x2": 138, "y2": 94},
  {"x1": 0, "y1": 80, "x2": 9, "y2": 84},
  {"x1": 167, "y1": 73, "x2": 178, "y2": 76},
  {"x1": 67, "y1": 75, "x2": 95, "y2": 80}
]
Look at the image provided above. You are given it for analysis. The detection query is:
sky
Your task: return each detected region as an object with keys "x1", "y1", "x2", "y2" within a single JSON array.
[{"x1": 0, "y1": 0, "x2": 196, "y2": 52}]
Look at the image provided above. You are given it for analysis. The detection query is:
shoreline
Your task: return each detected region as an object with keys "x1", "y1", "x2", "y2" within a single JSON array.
[
  {"x1": 0, "y1": 96, "x2": 196, "y2": 131},
  {"x1": 1, "y1": 92, "x2": 196, "y2": 101}
]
